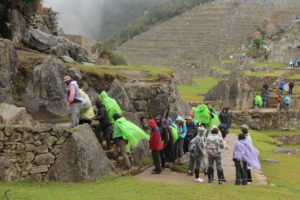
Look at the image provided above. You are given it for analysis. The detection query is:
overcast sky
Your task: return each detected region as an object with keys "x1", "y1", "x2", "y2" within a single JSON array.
[{"x1": 43, "y1": 0, "x2": 105, "y2": 38}]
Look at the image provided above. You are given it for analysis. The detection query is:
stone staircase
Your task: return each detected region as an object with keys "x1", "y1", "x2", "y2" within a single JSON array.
[{"x1": 116, "y1": 0, "x2": 300, "y2": 68}]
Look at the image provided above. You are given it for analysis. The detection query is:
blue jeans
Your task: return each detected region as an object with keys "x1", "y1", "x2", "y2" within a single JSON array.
[{"x1": 70, "y1": 103, "x2": 81, "y2": 127}]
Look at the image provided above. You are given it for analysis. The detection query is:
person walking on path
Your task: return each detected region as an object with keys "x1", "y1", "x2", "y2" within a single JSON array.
[
  {"x1": 233, "y1": 133, "x2": 261, "y2": 185},
  {"x1": 188, "y1": 127, "x2": 206, "y2": 183},
  {"x1": 279, "y1": 80, "x2": 285, "y2": 95},
  {"x1": 176, "y1": 116, "x2": 187, "y2": 159},
  {"x1": 148, "y1": 119, "x2": 163, "y2": 174},
  {"x1": 205, "y1": 127, "x2": 226, "y2": 184},
  {"x1": 276, "y1": 94, "x2": 282, "y2": 111},
  {"x1": 288, "y1": 82, "x2": 295, "y2": 95},
  {"x1": 240, "y1": 124, "x2": 253, "y2": 183},
  {"x1": 64, "y1": 76, "x2": 86, "y2": 127},
  {"x1": 218, "y1": 107, "x2": 232, "y2": 139}
]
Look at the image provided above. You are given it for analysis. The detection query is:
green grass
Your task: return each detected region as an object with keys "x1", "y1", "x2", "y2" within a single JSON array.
[
  {"x1": 210, "y1": 65, "x2": 230, "y2": 75},
  {"x1": 251, "y1": 62, "x2": 284, "y2": 69},
  {"x1": 178, "y1": 77, "x2": 219, "y2": 102},
  {"x1": 246, "y1": 70, "x2": 284, "y2": 77},
  {"x1": 288, "y1": 74, "x2": 300, "y2": 80},
  {"x1": 222, "y1": 60, "x2": 237, "y2": 65},
  {"x1": 66, "y1": 63, "x2": 174, "y2": 82}
]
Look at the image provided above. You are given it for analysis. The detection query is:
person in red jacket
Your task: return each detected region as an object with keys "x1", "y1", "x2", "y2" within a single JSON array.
[
  {"x1": 276, "y1": 94, "x2": 282, "y2": 111},
  {"x1": 148, "y1": 119, "x2": 163, "y2": 174}
]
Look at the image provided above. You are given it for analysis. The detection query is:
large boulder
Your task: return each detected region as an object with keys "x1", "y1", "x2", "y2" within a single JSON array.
[
  {"x1": 0, "y1": 39, "x2": 18, "y2": 103},
  {"x1": 0, "y1": 157, "x2": 18, "y2": 181},
  {"x1": 125, "y1": 84, "x2": 158, "y2": 100},
  {"x1": 0, "y1": 103, "x2": 34, "y2": 126},
  {"x1": 23, "y1": 57, "x2": 68, "y2": 117},
  {"x1": 23, "y1": 28, "x2": 58, "y2": 52},
  {"x1": 54, "y1": 37, "x2": 94, "y2": 63},
  {"x1": 8, "y1": 9, "x2": 27, "y2": 43},
  {"x1": 148, "y1": 93, "x2": 169, "y2": 118},
  {"x1": 205, "y1": 70, "x2": 254, "y2": 110},
  {"x1": 108, "y1": 79, "x2": 135, "y2": 112},
  {"x1": 46, "y1": 124, "x2": 115, "y2": 182}
]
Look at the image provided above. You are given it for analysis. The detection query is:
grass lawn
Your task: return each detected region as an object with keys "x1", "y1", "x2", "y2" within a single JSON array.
[
  {"x1": 287, "y1": 74, "x2": 300, "y2": 80},
  {"x1": 178, "y1": 77, "x2": 219, "y2": 102},
  {"x1": 246, "y1": 70, "x2": 284, "y2": 77},
  {"x1": 251, "y1": 61, "x2": 285, "y2": 69},
  {"x1": 210, "y1": 65, "x2": 230, "y2": 75}
]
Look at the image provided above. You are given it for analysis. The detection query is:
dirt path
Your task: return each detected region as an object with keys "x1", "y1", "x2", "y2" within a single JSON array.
[{"x1": 135, "y1": 134, "x2": 268, "y2": 185}]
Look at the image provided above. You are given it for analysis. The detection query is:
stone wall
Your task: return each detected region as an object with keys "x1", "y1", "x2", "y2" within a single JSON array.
[
  {"x1": 0, "y1": 124, "x2": 70, "y2": 181},
  {"x1": 0, "y1": 124, "x2": 114, "y2": 182},
  {"x1": 232, "y1": 110, "x2": 300, "y2": 130}
]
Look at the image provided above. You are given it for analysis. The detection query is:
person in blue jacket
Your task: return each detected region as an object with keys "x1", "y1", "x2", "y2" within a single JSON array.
[
  {"x1": 279, "y1": 80, "x2": 285, "y2": 95},
  {"x1": 176, "y1": 116, "x2": 187, "y2": 159}
]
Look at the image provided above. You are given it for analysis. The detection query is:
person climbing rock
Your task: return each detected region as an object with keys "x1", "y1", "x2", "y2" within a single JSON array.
[
  {"x1": 176, "y1": 116, "x2": 187, "y2": 159},
  {"x1": 64, "y1": 76, "x2": 86, "y2": 127},
  {"x1": 279, "y1": 80, "x2": 285, "y2": 95},
  {"x1": 78, "y1": 87, "x2": 95, "y2": 125},
  {"x1": 233, "y1": 133, "x2": 261, "y2": 185},
  {"x1": 276, "y1": 94, "x2": 282, "y2": 111},
  {"x1": 188, "y1": 127, "x2": 206, "y2": 183},
  {"x1": 113, "y1": 114, "x2": 149, "y2": 170},
  {"x1": 148, "y1": 119, "x2": 163, "y2": 174},
  {"x1": 288, "y1": 82, "x2": 295, "y2": 95},
  {"x1": 184, "y1": 115, "x2": 198, "y2": 153},
  {"x1": 205, "y1": 127, "x2": 225, "y2": 184},
  {"x1": 95, "y1": 100, "x2": 113, "y2": 149}
]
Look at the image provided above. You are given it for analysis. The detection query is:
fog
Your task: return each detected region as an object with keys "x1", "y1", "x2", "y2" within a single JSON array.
[
  {"x1": 43, "y1": 0, "x2": 161, "y2": 39},
  {"x1": 43, "y1": 0, "x2": 106, "y2": 38}
]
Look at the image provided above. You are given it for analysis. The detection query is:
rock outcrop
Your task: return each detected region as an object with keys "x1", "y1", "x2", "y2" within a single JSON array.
[
  {"x1": 8, "y1": 9, "x2": 27, "y2": 43},
  {"x1": 47, "y1": 124, "x2": 114, "y2": 182},
  {"x1": 0, "y1": 38, "x2": 18, "y2": 104},
  {"x1": 23, "y1": 28, "x2": 58, "y2": 52},
  {"x1": 205, "y1": 70, "x2": 254, "y2": 110},
  {"x1": 0, "y1": 103, "x2": 34, "y2": 126},
  {"x1": 23, "y1": 56, "x2": 68, "y2": 117}
]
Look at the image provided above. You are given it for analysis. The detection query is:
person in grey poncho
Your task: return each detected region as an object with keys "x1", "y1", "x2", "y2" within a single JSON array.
[{"x1": 187, "y1": 127, "x2": 206, "y2": 183}]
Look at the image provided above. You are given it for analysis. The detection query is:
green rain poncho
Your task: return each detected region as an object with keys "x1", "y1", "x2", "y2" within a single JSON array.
[
  {"x1": 113, "y1": 117, "x2": 150, "y2": 151},
  {"x1": 192, "y1": 104, "x2": 220, "y2": 130},
  {"x1": 98, "y1": 91, "x2": 122, "y2": 124},
  {"x1": 255, "y1": 95, "x2": 263, "y2": 107},
  {"x1": 192, "y1": 104, "x2": 211, "y2": 124},
  {"x1": 170, "y1": 124, "x2": 179, "y2": 143}
]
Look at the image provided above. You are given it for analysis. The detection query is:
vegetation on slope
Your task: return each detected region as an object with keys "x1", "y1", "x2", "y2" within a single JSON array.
[{"x1": 106, "y1": 0, "x2": 213, "y2": 49}]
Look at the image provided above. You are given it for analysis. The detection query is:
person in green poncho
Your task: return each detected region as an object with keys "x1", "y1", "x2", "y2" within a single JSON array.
[
  {"x1": 98, "y1": 91, "x2": 123, "y2": 124},
  {"x1": 254, "y1": 93, "x2": 263, "y2": 109},
  {"x1": 113, "y1": 113, "x2": 150, "y2": 169},
  {"x1": 192, "y1": 104, "x2": 220, "y2": 132}
]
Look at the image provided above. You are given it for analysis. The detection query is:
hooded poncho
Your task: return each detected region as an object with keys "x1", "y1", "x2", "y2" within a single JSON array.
[
  {"x1": 114, "y1": 117, "x2": 149, "y2": 152},
  {"x1": 98, "y1": 91, "x2": 122, "y2": 124},
  {"x1": 233, "y1": 139, "x2": 261, "y2": 170},
  {"x1": 192, "y1": 104, "x2": 220, "y2": 130},
  {"x1": 255, "y1": 95, "x2": 263, "y2": 107}
]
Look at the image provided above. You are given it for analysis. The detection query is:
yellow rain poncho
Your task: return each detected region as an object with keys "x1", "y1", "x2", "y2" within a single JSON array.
[{"x1": 79, "y1": 89, "x2": 95, "y2": 120}]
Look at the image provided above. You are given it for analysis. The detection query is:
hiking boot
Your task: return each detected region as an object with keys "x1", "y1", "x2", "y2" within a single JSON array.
[
  {"x1": 196, "y1": 178, "x2": 204, "y2": 183},
  {"x1": 187, "y1": 170, "x2": 193, "y2": 176}
]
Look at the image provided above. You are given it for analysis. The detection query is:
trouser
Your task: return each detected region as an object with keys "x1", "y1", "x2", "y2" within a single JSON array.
[
  {"x1": 277, "y1": 103, "x2": 282, "y2": 111},
  {"x1": 178, "y1": 138, "x2": 184, "y2": 158},
  {"x1": 160, "y1": 150, "x2": 166, "y2": 168},
  {"x1": 208, "y1": 153, "x2": 224, "y2": 182},
  {"x1": 97, "y1": 125, "x2": 113, "y2": 148},
  {"x1": 289, "y1": 88, "x2": 293, "y2": 95},
  {"x1": 164, "y1": 142, "x2": 175, "y2": 163},
  {"x1": 79, "y1": 119, "x2": 92, "y2": 125},
  {"x1": 247, "y1": 169, "x2": 252, "y2": 183},
  {"x1": 70, "y1": 103, "x2": 81, "y2": 127},
  {"x1": 152, "y1": 150, "x2": 161, "y2": 173},
  {"x1": 188, "y1": 154, "x2": 202, "y2": 178},
  {"x1": 115, "y1": 139, "x2": 131, "y2": 169},
  {"x1": 174, "y1": 141, "x2": 179, "y2": 160},
  {"x1": 233, "y1": 159, "x2": 248, "y2": 185}
]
